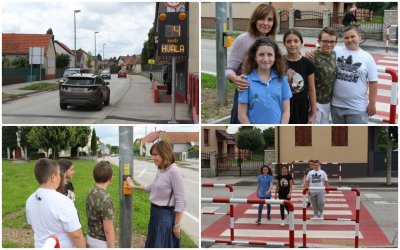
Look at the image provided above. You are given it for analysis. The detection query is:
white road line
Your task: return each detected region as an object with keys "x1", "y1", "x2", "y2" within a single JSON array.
[
  {"x1": 202, "y1": 206, "x2": 221, "y2": 213},
  {"x1": 235, "y1": 218, "x2": 355, "y2": 225},
  {"x1": 250, "y1": 203, "x2": 349, "y2": 208},
  {"x1": 290, "y1": 198, "x2": 347, "y2": 202},
  {"x1": 373, "y1": 200, "x2": 398, "y2": 205},
  {"x1": 186, "y1": 178, "x2": 199, "y2": 184},
  {"x1": 220, "y1": 229, "x2": 363, "y2": 239},
  {"x1": 184, "y1": 211, "x2": 199, "y2": 223},
  {"x1": 244, "y1": 209, "x2": 352, "y2": 215},
  {"x1": 291, "y1": 193, "x2": 344, "y2": 197},
  {"x1": 137, "y1": 168, "x2": 147, "y2": 178},
  {"x1": 364, "y1": 193, "x2": 382, "y2": 199},
  {"x1": 383, "y1": 56, "x2": 398, "y2": 60},
  {"x1": 377, "y1": 59, "x2": 398, "y2": 65}
]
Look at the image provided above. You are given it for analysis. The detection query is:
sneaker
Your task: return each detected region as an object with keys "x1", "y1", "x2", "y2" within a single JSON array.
[
  {"x1": 255, "y1": 219, "x2": 261, "y2": 225},
  {"x1": 306, "y1": 202, "x2": 311, "y2": 208},
  {"x1": 280, "y1": 220, "x2": 285, "y2": 227}
]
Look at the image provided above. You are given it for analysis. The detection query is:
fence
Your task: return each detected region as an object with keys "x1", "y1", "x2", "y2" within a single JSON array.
[
  {"x1": 201, "y1": 197, "x2": 295, "y2": 248},
  {"x1": 294, "y1": 10, "x2": 323, "y2": 28},
  {"x1": 386, "y1": 24, "x2": 398, "y2": 52},
  {"x1": 302, "y1": 187, "x2": 361, "y2": 248},
  {"x1": 289, "y1": 160, "x2": 342, "y2": 186},
  {"x1": 2, "y1": 68, "x2": 46, "y2": 85},
  {"x1": 188, "y1": 73, "x2": 199, "y2": 124},
  {"x1": 216, "y1": 151, "x2": 265, "y2": 176}
]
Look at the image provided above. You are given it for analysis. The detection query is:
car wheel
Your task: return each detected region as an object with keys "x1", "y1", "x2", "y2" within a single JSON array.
[
  {"x1": 60, "y1": 103, "x2": 67, "y2": 110},
  {"x1": 96, "y1": 95, "x2": 104, "y2": 111},
  {"x1": 104, "y1": 92, "x2": 110, "y2": 106}
]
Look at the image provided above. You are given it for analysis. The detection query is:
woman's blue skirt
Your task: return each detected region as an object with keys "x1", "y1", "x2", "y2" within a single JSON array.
[{"x1": 145, "y1": 204, "x2": 181, "y2": 248}]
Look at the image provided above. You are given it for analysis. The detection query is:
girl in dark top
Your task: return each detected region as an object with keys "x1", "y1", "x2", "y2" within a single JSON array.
[
  {"x1": 283, "y1": 28, "x2": 317, "y2": 124},
  {"x1": 57, "y1": 158, "x2": 76, "y2": 202},
  {"x1": 275, "y1": 164, "x2": 293, "y2": 227}
]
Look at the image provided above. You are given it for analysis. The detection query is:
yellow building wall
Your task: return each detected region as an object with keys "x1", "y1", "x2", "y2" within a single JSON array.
[
  {"x1": 277, "y1": 126, "x2": 368, "y2": 163},
  {"x1": 201, "y1": 126, "x2": 228, "y2": 153}
]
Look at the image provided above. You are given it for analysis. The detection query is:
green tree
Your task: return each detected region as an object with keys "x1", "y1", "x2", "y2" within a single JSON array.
[
  {"x1": 262, "y1": 128, "x2": 275, "y2": 149},
  {"x1": 90, "y1": 128, "x2": 98, "y2": 157},
  {"x1": 85, "y1": 52, "x2": 93, "y2": 69},
  {"x1": 236, "y1": 127, "x2": 265, "y2": 153},
  {"x1": 356, "y1": 2, "x2": 396, "y2": 12},
  {"x1": 3, "y1": 57, "x2": 12, "y2": 68},
  {"x1": 2, "y1": 126, "x2": 18, "y2": 150},
  {"x1": 19, "y1": 126, "x2": 37, "y2": 158},
  {"x1": 111, "y1": 146, "x2": 119, "y2": 154},
  {"x1": 141, "y1": 26, "x2": 156, "y2": 68},
  {"x1": 46, "y1": 28, "x2": 53, "y2": 35},
  {"x1": 70, "y1": 126, "x2": 91, "y2": 157},
  {"x1": 12, "y1": 56, "x2": 29, "y2": 68},
  {"x1": 27, "y1": 126, "x2": 76, "y2": 159},
  {"x1": 56, "y1": 53, "x2": 71, "y2": 69}
]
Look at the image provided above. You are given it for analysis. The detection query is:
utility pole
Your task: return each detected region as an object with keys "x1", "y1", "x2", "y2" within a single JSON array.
[
  {"x1": 216, "y1": 3, "x2": 228, "y2": 105},
  {"x1": 386, "y1": 127, "x2": 393, "y2": 185},
  {"x1": 119, "y1": 126, "x2": 133, "y2": 247}
]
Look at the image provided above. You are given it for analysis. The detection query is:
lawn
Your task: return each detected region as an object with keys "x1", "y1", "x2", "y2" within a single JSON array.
[
  {"x1": 2, "y1": 159, "x2": 197, "y2": 248},
  {"x1": 19, "y1": 82, "x2": 59, "y2": 91}
]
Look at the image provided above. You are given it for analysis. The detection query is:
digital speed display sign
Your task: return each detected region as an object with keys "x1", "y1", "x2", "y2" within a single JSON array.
[{"x1": 158, "y1": 11, "x2": 188, "y2": 57}]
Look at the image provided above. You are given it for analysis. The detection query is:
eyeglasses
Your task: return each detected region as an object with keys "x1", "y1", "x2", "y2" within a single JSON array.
[{"x1": 321, "y1": 40, "x2": 337, "y2": 44}]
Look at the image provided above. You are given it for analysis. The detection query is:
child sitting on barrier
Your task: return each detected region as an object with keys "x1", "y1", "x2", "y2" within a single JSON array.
[
  {"x1": 305, "y1": 160, "x2": 329, "y2": 219},
  {"x1": 256, "y1": 165, "x2": 273, "y2": 224},
  {"x1": 275, "y1": 164, "x2": 293, "y2": 227}
]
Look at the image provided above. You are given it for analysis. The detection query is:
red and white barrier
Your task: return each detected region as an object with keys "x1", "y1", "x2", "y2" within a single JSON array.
[
  {"x1": 386, "y1": 24, "x2": 398, "y2": 53},
  {"x1": 201, "y1": 183, "x2": 234, "y2": 241},
  {"x1": 42, "y1": 235, "x2": 60, "y2": 248},
  {"x1": 289, "y1": 160, "x2": 342, "y2": 186},
  {"x1": 201, "y1": 197, "x2": 295, "y2": 248},
  {"x1": 302, "y1": 187, "x2": 361, "y2": 248},
  {"x1": 369, "y1": 66, "x2": 398, "y2": 124}
]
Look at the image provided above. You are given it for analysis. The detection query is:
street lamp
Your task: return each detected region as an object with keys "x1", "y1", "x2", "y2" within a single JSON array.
[
  {"x1": 74, "y1": 10, "x2": 81, "y2": 68},
  {"x1": 103, "y1": 43, "x2": 106, "y2": 68},
  {"x1": 94, "y1": 31, "x2": 99, "y2": 73}
]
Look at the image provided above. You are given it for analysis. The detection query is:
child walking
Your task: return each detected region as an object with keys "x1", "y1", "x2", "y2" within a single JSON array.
[
  {"x1": 305, "y1": 160, "x2": 329, "y2": 218},
  {"x1": 256, "y1": 165, "x2": 273, "y2": 224},
  {"x1": 283, "y1": 28, "x2": 317, "y2": 124},
  {"x1": 275, "y1": 164, "x2": 293, "y2": 227},
  {"x1": 331, "y1": 25, "x2": 378, "y2": 123},
  {"x1": 238, "y1": 37, "x2": 292, "y2": 124}
]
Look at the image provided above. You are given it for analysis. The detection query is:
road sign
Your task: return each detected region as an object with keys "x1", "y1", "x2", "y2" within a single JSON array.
[
  {"x1": 148, "y1": 59, "x2": 155, "y2": 64},
  {"x1": 165, "y1": 2, "x2": 185, "y2": 12},
  {"x1": 158, "y1": 11, "x2": 188, "y2": 57}
]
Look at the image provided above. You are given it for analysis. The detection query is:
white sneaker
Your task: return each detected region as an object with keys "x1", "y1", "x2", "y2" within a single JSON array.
[{"x1": 280, "y1": 220, "x2": 285, "y2": 227}]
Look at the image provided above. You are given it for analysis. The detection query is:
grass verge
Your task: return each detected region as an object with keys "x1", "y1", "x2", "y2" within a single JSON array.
[
  {"x1": 19, "y1": 82, "x2": 59, "y2": 91},
  {"x1": 2, "y1": 159, "x2": 197, "y2": 248}
]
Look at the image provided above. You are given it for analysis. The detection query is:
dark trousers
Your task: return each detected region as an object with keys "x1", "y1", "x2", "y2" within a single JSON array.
[{"x1": 230, "y1": 89, "x2": 240, "y2": 124}]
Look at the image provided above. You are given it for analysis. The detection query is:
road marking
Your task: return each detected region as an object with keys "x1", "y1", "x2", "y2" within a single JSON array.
[
  {"x1": 290, "y1": 198, "x2": 347, "y2": 202},
  {"x1": 137, "y1": 168, "x2": 147, "y2": 178},
  {"x1": 184, "y1": 211, "x2": 199, "y2": 223},
  {"x1": 220, "y1": 229, "x2": 363, "y2": 239},
  {"x1": 244, "y1": 209, "x2": 352, "y2": 215},
  {"x1": 186, "y1": 178, "x2": 199, "y2": 184},
  {"x1": 250, "y1": 203, "x2": 349, "y2": 208},
  {"x1": 364, "y1": 193, "x2": 382, "y2": 199},
  {"x1": 235, "y1": 217, "x2": 355, "y2": 225},
  {"x1": 373, "y1": 200, "x2": 398, "y2": 205},
  {"x1": 202, "y1": 207, "x2": 221, "y2": 213},
  {"x1": 378, "y1": 59, "x2": 398, "y2": 65}
]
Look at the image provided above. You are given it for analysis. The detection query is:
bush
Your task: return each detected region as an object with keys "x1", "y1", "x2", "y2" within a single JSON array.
[
  {"x1": 29, "y1": 152, "x2": 46, "y2": 160},
  {"x1": 78, "y1": 151, "x2": 87, "y2": 156}
]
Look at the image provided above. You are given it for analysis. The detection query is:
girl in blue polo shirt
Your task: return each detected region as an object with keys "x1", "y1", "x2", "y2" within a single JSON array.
[
  {"x1": 238, "y1": 37, "x2": 292, "y2": 124},
  {"x1": 255, "y1": 165, "x2": 273, "y2": 224}
]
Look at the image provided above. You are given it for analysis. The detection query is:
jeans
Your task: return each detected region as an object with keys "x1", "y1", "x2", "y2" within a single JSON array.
[{"x1": 257, "y1": 196, "x2": 271, "y2": 220}]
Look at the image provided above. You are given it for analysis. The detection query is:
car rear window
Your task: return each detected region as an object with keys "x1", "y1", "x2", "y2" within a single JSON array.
[
  {"x1": 65, "y1": 78, "x2": 94, "y2": 85},
  {"x1": 63, "y1": 70, "x2": 80, "y2": 77}
]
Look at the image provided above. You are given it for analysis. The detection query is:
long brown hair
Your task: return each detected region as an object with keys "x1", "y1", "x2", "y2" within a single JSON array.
[
  {"x1": 242, "y1": 37, "x2": 286, "y2": 79},
  {"x1": 247, "y1": 4, "x2": 277, "y2": 37},
  {"x1": 150, "y1": 141, "x2": 175, "y2": 169}
]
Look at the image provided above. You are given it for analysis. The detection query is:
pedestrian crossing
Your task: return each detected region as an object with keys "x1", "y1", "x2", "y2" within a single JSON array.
[
  {"x1": 202, "y1": 188, "x2": 391, "y2": 247},
  {"x1": 373, "y1": 53, "x2": 398, "y2": 122}
]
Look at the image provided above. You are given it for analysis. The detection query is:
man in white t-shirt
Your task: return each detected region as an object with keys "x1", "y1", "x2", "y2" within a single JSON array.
[
  {"x1": 305, "y1": 160, "x2": 329, "y2": 218},
  {"x1": 26, "y1": 158, "x2": 86, "y2": 248}
]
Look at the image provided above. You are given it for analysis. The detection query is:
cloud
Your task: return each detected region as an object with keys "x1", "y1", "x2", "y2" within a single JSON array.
[{"x1": 2, "y1": 2, "x2": 156, "y2": 57}]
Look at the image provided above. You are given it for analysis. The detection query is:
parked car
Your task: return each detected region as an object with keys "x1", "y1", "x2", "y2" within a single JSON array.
[
  {"x1": 59, "y1": 73, "x2": 110, "y2": 111},
  {"x1": 118, "y1": 70, "x2": 127, "y2": 78},
  {"x1": 100, "y1": 69, "x2": 111, "y2": 79},
  {"x1": 58, "y1": 68, "x2": 82, "y2": 83}
]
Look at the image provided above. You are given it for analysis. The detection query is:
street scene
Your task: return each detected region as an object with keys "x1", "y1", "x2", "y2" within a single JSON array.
[
  {"x1": 201, "y1": 2, "x2": 398, "y2": 124},
  {"x1": 2, "y1": 2, "x2": 199, "y2": 124},
  {"x1": 2, "y1": 125, "x2": 199, "y2": 247},
  {"x1": 201, "y1": 126, "x2": 398, "y2": 248}
]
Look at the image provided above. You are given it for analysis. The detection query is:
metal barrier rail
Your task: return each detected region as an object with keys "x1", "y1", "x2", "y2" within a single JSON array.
[
  {"x1": 302, "y1": 187, "x2": 361, "y2": 248},
  {"x1": 201, "y1": 198, "x2": 295, "y2": 248},
  {"x1": 386, "y1": 24, "x2": 398, "y2": 53},
  {"x1": 289, "y1": 160, "x2": 342, "y2": 186},
  {"x1": 369, "y1": 66, "x2": 398, "y2": 124},
  {"x1": 201, "y1": 183, "x2": 234, "y2": 241}
]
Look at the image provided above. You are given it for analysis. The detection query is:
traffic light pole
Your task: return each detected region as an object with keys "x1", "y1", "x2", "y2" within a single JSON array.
[
  {"x1": 216, "y1": 2, "x2": 228, "y2": 105},
  {"x1": 169, "y1": 56, "x2": 177, "y2": 123},
  {"x1": 386, "y1": 127, "x2": 392, "y2": 185},
  {"x1": 119, "y1": 126, "x2": 133, "y2": 247}
]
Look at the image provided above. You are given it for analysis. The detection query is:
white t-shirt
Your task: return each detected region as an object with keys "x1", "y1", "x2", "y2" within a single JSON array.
[
  {"x1": 26, "y1": 188, "x2": 81, "y2": 248},
  {"x1": 306, "y1": 169, "x2": 328, "y2": 194},
  {"x1": 332, "y1": 46, "x2": 378, "y2": 111}
]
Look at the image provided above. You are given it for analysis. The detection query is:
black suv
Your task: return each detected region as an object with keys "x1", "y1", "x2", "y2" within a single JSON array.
[{"x1": 59, "y1": 73, "x2": 110, "y2": 111}]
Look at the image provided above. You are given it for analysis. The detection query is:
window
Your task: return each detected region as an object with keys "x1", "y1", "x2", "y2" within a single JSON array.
[
  {"x1": 332, "y1": 126, "x2": 348, "y2": 146},
  {"x1": 203, "y1": 129, "x2": 209, "y2": 145},
  {"x1": 295, "y1": 126, "x2": 312, "y2": 146}
]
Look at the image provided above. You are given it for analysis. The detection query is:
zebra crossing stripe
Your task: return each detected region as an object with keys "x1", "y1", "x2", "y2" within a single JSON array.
[
  {"x1": 244, "y1": 209, "x2": 352, "y2": 215},
  {"x1": 220, "y1": 229, "x2": 363, "y2": 239}
]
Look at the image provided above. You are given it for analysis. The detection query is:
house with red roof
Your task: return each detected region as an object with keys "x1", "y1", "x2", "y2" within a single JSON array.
[
  {"x1": 2, "y1": 33, "x2": 57, "y2": 82},
  {"x1": 118, "y1": 54, "x2": 142, "y2": 73},
  {"x1": 54, "y1": 40, "x2": 75, "y2": 68},
  {"x1": 139, "y1": 131, "x2": 198, "y2": 157}
]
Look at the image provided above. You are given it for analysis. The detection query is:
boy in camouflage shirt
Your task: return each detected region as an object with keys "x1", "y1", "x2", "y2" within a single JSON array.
[
  {"x1": 86, "y1": 161, "x2": 115, "y2": 248},
  {"x1": 313, "y1": 27, "x2": 337, "y2": 124}
]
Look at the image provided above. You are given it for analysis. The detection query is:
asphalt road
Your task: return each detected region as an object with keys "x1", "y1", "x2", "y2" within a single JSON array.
[
  {"x1": 109, "y1": 156, "x2": 200, "y2": 245},
  {"x1": 2, "y1": 74, "x2": 130, "y2": 124}
]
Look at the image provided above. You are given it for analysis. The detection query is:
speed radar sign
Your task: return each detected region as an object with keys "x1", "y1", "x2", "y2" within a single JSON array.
[{"x1": 165, "y1": 2, "x2": 185, "y2": 12}]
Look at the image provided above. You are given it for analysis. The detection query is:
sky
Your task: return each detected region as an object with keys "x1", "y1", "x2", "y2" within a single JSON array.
[
  {"x1": 2, "y1": 2, "x2": 156, "y2": 58},
  {"x1": 92, "y1": 125, "x2": 199, "y2": 146}
]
